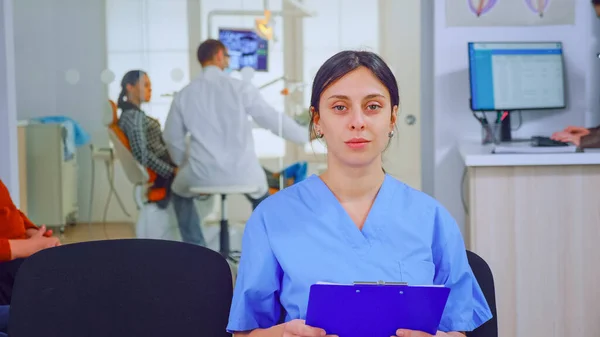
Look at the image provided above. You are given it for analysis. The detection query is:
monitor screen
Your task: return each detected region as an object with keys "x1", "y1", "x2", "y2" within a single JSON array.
[
  {"x1": 468, "y1": 42, "x2": 566, "y2": 111},
  {"x1": 218, "y1": 28, "x2": 269, "y2": 72}
]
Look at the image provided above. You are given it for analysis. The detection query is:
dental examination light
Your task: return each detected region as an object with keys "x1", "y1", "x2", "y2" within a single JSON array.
[{"x1": 255, "y1": 10, "x2": 274, "y2": 41}]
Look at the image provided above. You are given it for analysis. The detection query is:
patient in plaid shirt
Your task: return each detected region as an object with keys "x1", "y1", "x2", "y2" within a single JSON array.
[
  {"x1": 116, "y1": 70, "x2": 205, "y2": 246},
  {"x1": 118, "y1": 106, "x2": 176, "y2": 184}
]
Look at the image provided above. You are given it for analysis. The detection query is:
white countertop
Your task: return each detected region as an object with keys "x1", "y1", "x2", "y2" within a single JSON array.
[{"x1": 459, "y1": 140, "x2": 600, "y2": 167}]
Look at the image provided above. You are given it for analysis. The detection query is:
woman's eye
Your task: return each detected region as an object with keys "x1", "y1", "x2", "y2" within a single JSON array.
[
  {"x1": 333, "y1": 105, "x2": 346, "y2": 111},
  {"x1": 367, "y1": 104, "x2": 381, "y2": 110}
]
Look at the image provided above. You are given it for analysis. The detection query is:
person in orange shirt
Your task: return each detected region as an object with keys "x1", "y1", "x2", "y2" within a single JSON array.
[{"x1": 0, "y1": 179, "x2": 60, "y2": 305}]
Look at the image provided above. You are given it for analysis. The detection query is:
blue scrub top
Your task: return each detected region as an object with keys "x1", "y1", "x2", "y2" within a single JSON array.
[{"x1": 227, "y1": 174, "x2": 492, "y2": 333}]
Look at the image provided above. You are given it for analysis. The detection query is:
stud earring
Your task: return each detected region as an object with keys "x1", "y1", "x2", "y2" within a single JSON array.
[
  {"x1": 316, "y1": 130, "x2": 324, "y2": 139},
  {"x1": 388, "y1": 130, "x2": 394, "y2": 138}
]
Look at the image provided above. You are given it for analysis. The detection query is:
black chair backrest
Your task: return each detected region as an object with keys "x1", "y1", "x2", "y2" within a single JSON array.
[
  {"x1": 466, "y1": 250, "x2": 498, "y2": 337},
  {"x1": 8, "y1": 239, "x2": 233, "y2": 337}
]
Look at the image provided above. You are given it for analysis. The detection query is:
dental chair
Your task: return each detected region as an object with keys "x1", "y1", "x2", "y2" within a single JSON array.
[
  {"x1": 104, "y1": 100, "x2": 148, "y2": 208},
  {"x1": 103, "y1": 100, "x2": 179, "y2": 240}
]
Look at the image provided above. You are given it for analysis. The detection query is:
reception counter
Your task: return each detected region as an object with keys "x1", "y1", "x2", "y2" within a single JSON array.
[{"x1": 460, "y1": 141, "x2": 600, "y2": 337}]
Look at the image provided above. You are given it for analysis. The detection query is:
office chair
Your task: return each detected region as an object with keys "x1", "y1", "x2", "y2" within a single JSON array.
[
  {"x1": 8, "y1": 239, "x2": 233, "y2": 337},
  {"x1": 466, "y1": 250, "x2": 498, "y2": 337}
]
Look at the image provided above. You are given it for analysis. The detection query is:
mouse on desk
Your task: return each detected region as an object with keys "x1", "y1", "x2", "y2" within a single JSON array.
[{"x1": 531, "y1": 136, "x2": 570, "y2": 147}]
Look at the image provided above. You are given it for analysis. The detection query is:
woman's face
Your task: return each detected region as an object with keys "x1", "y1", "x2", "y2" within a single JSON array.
[
  {"x1": 313, "y1": 66, "x2": 397, "y2": 168},
  {"x1": 127, "y1": 74, "x2": 152, "y2": 104}
]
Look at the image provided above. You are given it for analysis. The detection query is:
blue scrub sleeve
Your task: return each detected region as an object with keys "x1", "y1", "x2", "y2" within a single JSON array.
[
  {"x1": 226, "y1": 208, "x2": 283, "y2": 333},
  {"x1": 432, "y1": 206, "x2": 493, "y2": 332}
]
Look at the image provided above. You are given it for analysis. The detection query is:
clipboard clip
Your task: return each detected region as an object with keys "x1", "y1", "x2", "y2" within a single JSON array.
[{"x1": 353, "y1": 280, "x2": 408, "y2": 286}]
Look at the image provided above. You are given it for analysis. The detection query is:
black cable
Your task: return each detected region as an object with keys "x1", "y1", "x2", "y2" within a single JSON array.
[
  {"x1": 102, "y1": 160, "x2": 114, "y2": 239},
  {"x1": 88, "y1": 144, "x2": 95, "y2": 239}
]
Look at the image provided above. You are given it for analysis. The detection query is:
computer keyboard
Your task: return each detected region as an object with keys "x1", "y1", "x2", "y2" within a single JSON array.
[{"x1": 531, "y1": 136, "x2": 570, "y2": 147}]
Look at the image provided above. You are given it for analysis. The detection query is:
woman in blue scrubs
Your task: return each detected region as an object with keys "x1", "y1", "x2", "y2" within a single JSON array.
[{"x1": 227, "y1": 50, "x2": 492, "y2": 337}]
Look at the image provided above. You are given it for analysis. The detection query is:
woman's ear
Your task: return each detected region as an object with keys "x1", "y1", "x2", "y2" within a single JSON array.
[
  {"x1": 311, "y1": 106, "x2": 320, "y2": 126},
  {"x1": 390, "y1": 105, "x2": 398, "y2": 128},
  {"x1": 125, "y1": 83, "x2": 135, "y2": 95}
]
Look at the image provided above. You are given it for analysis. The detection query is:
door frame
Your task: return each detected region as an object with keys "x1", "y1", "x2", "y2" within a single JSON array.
[{"x1": 378, "y1": 0, "x2": 422, "y2": 190}]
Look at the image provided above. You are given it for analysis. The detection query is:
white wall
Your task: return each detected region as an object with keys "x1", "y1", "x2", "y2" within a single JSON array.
[
  {"x1": 13, "y1": 0, "x2": 137, "y2": 224},
  {"x1": 433, "y1": 0, "x2": 600, "y2": 232},
  {"x1": 0, "y1": 0, "x2": 19, "y2": 201}
]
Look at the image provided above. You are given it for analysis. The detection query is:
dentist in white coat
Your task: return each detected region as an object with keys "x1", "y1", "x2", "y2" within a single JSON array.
[{"x1": 163, "y1": 39, "x2": 309, "y2": 245}]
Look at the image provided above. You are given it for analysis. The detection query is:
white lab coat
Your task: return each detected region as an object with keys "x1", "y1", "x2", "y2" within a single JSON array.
[{"x1": 163, "y1": 66, "x2": 308, "y2": 199}]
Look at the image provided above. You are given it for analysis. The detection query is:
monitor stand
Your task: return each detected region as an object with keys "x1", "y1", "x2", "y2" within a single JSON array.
[{"x1": 500, "y1": 111, "x2": 512, "y2": 142}]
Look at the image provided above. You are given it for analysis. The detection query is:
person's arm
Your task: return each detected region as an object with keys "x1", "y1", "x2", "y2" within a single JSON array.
[
  {"x1": 0, "y1": 180, "x2": 50, "y2": 238},
  {"x1": 242, "y1": 83, "x2": 309, "y2": 146},
  {"x1": 0, "y1": 238, "x2": 34, "y2": 261},
  {"x1": 163, "y1": 94, "x2": 187, "y2": 166},
  {"x1": 580, "y1": 127, "x2": 600, "y2": 148},
  {"x1": 0, "y1": 239, "x2": 13, "y2": 262},
  {"x1": 4, "y1": 239, "x2": 33, "y2": 261},
  {"x1": 4, "y1": 227, "x2": 60, "y2": 262},
  {"x1": 126, "y1": 111, "x2": 176, "y2": 179},
  {"x1": 0, "y1": 181, "x2": 35, "y2": 231},
  {"x1": 587, "y1": 125, "x2": 600, "y2": 133},
  {"x1": 431, "y1": 205, "x2": 493, "y2": 333},
  {"x1": 227, "y1": 205, "x2": 284, "y2": 335}
]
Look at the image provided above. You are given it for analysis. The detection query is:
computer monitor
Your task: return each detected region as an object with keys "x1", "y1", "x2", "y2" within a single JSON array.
[
  {"x1": 468, "y1": 42, "x2": 566, "y2": 111},
  {"x1": 218, "y1": 28, "x2": 269, "y2": 72}
]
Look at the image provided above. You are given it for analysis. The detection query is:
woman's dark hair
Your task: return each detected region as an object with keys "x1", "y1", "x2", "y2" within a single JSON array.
[
  {"x1": 308, "y1": 50, "x2": 400, "y2": 140},
  {"x1": 117, "y1": 70, "x2": 146, "y2": 110}
]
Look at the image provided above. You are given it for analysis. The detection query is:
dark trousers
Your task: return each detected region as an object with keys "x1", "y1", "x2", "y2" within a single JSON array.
[
  {"x1": 0, "y1": 259, "x2": 24, "y2": 306},
  {"x1": 175, "y1": 192, "x2": 269, "y2": 247}
]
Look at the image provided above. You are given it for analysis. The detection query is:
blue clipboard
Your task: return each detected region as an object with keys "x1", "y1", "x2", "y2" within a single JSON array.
[{"x1": 305, "y1": 281, "x2": 451, "y2": 336}]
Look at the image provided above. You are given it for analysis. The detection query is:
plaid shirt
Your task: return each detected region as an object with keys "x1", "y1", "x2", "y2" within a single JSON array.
[{"x1": 117, "y1": 108, "x2": 176, "y2": 179}]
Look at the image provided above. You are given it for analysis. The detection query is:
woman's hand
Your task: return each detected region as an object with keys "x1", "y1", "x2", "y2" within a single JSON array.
[
  {"x1": 283, "y1": 319, "x2": 337, "y2": 337},
  {"x1": 551, "y1": 126, "x2": 590, "y2": 146},
  {"x1": 26, "y1": 225, "x2": 53, "y2": 238},
  {"x1": 28, "y1": 226, "x2": 61, "y2": 250},
  {"x1": 550, "y1": 131, "x2": 582, "y2": 146},
  {"x1": 563, "y1": 126, "x2": 590, "y2": 137},
  {"x1": 10, "y1": 226, "x2": 61, "y2": 259}
]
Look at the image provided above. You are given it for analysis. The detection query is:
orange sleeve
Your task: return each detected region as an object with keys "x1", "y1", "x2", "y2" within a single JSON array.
[
  {"x1": 0, "y1": 180, "x2": 11, "y2": 206},
  {"x1": 0, "y1": 179, "x2": 36, "y2": 231},
  {"x1": 19, "y1": 210, "x2": 37, "y2": 230},
  {"x1": 0, "y1": 239, "x2": 12, "y2": 262}
]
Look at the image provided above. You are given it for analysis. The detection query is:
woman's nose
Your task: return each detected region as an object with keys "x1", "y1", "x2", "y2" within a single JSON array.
[{"x1": 349, "y1": 111, "x2": 366, "y2": 130}]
